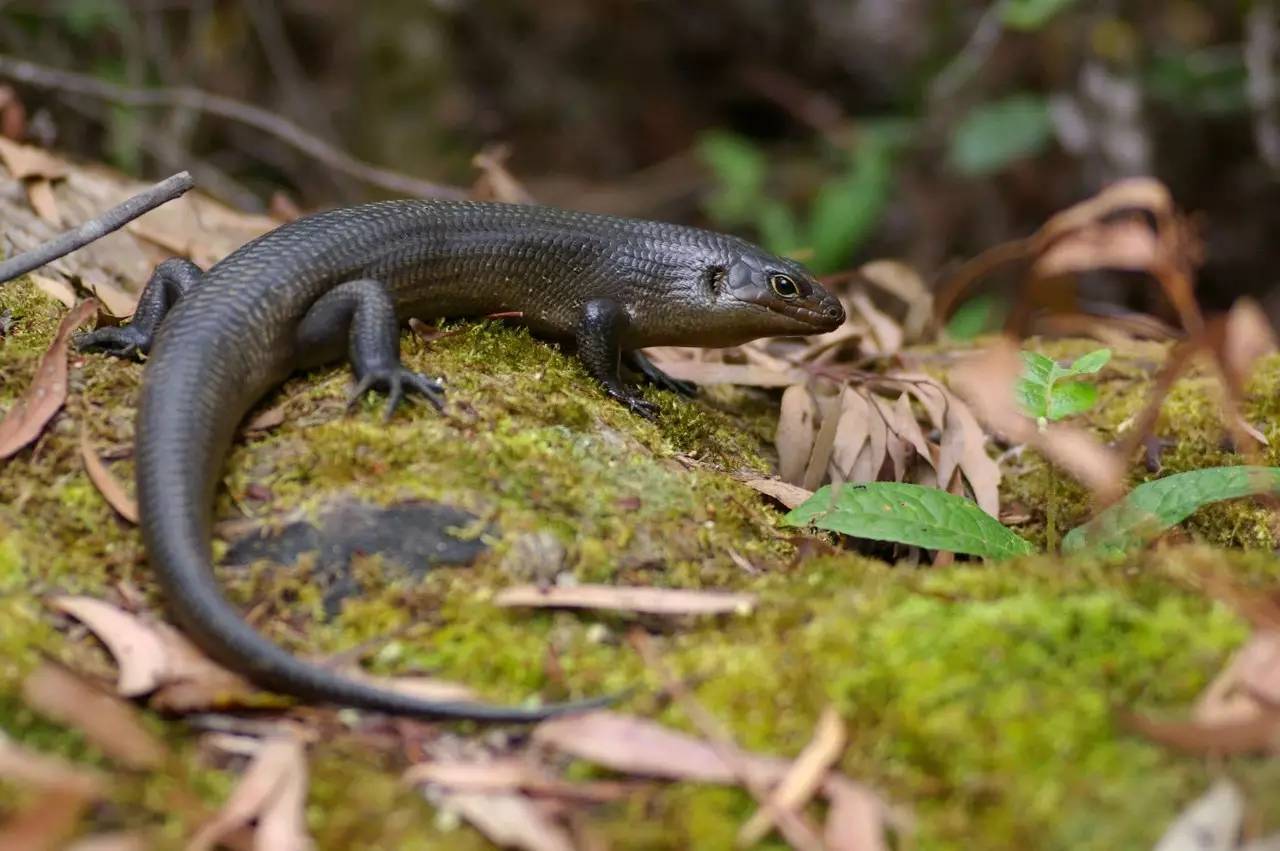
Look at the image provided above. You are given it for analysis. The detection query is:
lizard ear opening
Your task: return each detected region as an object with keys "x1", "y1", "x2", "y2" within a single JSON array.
[{"x1": 704, "y1": 265, "x2": 727, "y2": 296}]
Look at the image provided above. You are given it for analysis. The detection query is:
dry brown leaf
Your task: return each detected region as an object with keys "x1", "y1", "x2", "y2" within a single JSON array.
[
  {"x1": 1037, "y1": 177, "x2": 1172, "y2": 244},
  {"x1": 855, "y1": 392, "x2": 890, "y2": 482},
  {"x1": 1123, "y1": 711, "x2": 1280, "y2": 756},
  {"x1": 26, "y1": 178, "x2": 61, "y2": 225},
  {"x1": 1033, "y1": 219, "x2": 1160, "y2": 278},
  {"x1": 22, "y1": 663, "x2": 166, "y2": 769},
  {"x1": 340, "y1": 670, "x2": 477, "y2": 704},
  {"x1": 0, "y1": 299, "x2": 97, "y2": 459},
  {"x1": 829, "y1": 389, "x2": 872, "y2": 484},
  {"x1": 739, "y1": 705, "x2": 847, "y2": 846},
  {"x1": 494, "y1": 584, "x2": 756, "y2": 616},
  {"x1": 0, "y1": 787, "x2": 92, "y2": 851},
  {"x1": 848, "y1": 290, "x2": 903, "y2": 355},
  {"x1": 471, "y1": 145, "x2": 537, "y2": 204},
  {"x1": 823, "y1": 776, "x2": 893, "y2": 851},
  {"x1": 245, "y1": 406, "x2": 286, "y2": 432},
  {"x1": 64, "y1": 832, "x2": 151, "y2": 851},
  {"x1": 51, "y1": 596, "x2": 168, "y2": 696},
  {"x1": 949, "y1": 399, "x2": 1002, "y2": 517},
  {"x1": 890, "y1": 394, "x2": 936, "y2": 479},
  {"x1": 80, "y1": 432, "x2": 139, "y2": 524},
  {"x1": 646, "y1": 360, "x2": 805, "y2": 387},
  {"x1": 405, "y1": 759, "x2": 627, "y2": 802},
  {"x1": 801, "y1": 388, "x2": 842, "y2": 491},
  {"x1": 147, "y1": 623, "x2": 260, "y2": 712},
  {"x1": 30, "y1": 273, "x2": 76, "y2": 308},
  {"x1": 438, "y1": 793, "x2": 575, "y2": 851},
  {"x1": 0, "y1": 736, "x2": 103, "y2": 794},
  {"x1": 777, "y1": 384, "x2": 818, "y2": 484},
  {"x1": 84, "y1": 276, "x2": 141, "y2": 318},
  {"x1": 0, "y1": 136, "x2": 68, "y2": 180},
  {"x1": 1193, "y1": 630, "x2": 1280, "y2": 727},
  {"x1": 739, "y1": 477, "x2": 813, "y2": 509},
  {"x1": 188, "y1": 736, "x2": 312, "y2": 851},
  {"x1": 857, "y1": 260, "x2": 931, "y2": 342}
]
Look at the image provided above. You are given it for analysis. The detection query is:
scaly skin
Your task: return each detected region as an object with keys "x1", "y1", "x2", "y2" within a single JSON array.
[{"x1": 75, "y1": 199, "x2": 845, "y2": 721}]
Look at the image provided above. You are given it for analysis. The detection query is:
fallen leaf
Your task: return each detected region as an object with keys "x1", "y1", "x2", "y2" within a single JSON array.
[
  {"x1": 1122, "y1": 710, "x2": 1280, "y2": 756},
  {"x1": 856, "y1": 260, "x2": 932, "y2": 342},
  {"x1": 739, "y1": 476, "x2": 814, "y2": 509},
  {"x1": 80, "y1": 432, "x2": 139, "y2": 523},
  {"x1": 494, "y1": 584, "x2": 756, "y2": 616},
  {"x1": 0, "y1": 136, "x2": 68, "y2": 180},
  {"x1": 646, "y1": 361, "x2": 805, "y2": 387},
  {"x1": 1033, "y1": 219, "x2": 1160, "y2": 278},
  {"x1": 30, "y1": 273, "x2": 76, "y2": 308},
  {"x1": 739, "y1": 705, "x2": 847, "y2": 846},
  {"x1": 21, "y1": 662, "x2": 166, "y2": 769},
  {"x1": 471, "y1": 145, "x2": 537, "y2": 204},
  {"x1": 823, "y1": 776, "x2": 892, "y2": 851},
  {"x1": 437, "y1": 793, "x2": 574, "y2": 851},
  {"x1": 0, "y1": 787, "x2": 91, "y2": 851},
  {"x1": 1153, "y1": 780, "x2": 1243, "y2": 851},
  {"x1": 84, "y1": 275, "x2": 141, "y2": 318},
  {"x1": 0, "y1": 735, "x2": 103, "y2": 794},
  {"x1": 341, "y1": 670, "x2": 477, "y2": 704},
  {"x1": 848, "y1": 290, "x2": 903, "y2": 355},
  {"x1": 245, "y1": 406, "x2": 286, "y2": 432},
  {"x1": 777, "y1": 384, "x2": 818, "y2": 484},
  {"x1": 52, "y1": 596, "x2": 170, "y2": 696},
  {"x1": 801, "y1": 388, "x2": 842, "y2": 491},
  {"x1": 147, "y1": 623, "x2": 261, "y2": 712},
  {"x1": 26, "y1": 178, "x2": 61, "y2": 225},
  {"x1": 0, "y1": 299, "x2": 97, "y2": 459},
  {"x1": 63, "y1": 832, "x2": 151, "y2": 851},
  {"x1": 829, "y1": 389, "x2": 873, "y2": 483},
  {"x1": 405, "y1": 759, "x2": 627, "y2": 802},
  {"x1": 188, "y1": 736, "x2": 313, "y2": 851}
]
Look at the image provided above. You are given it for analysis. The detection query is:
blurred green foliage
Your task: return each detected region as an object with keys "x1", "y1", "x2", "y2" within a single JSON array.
[
  {"x1": 948, "y1": 93, "x2": 1055, "y2": 176},
  {"x1": 698, "y1": 125, "x2": 903, "y2": 273}
]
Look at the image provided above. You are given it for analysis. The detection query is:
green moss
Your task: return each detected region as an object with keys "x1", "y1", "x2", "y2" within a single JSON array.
[{"x1": 3, "y1": 276, "x2": 1280, "y2": 848}]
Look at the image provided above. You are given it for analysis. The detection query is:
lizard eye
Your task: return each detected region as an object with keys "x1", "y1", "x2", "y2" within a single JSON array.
[{"x1": 769, "y1": 273, "x2": 799, "y2": 299}]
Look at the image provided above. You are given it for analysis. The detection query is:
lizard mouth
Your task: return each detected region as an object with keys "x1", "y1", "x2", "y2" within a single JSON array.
[{"x1": 739, "y1": 291, "x2": 845, "y2": 334}]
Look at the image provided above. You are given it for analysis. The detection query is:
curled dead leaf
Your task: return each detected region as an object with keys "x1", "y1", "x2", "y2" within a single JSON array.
[
  {"x1": 80, "y1": 432, "x2": 139, "y2": 523},
  {"x1": 188, "y1": 735, "x2": 312, "y2": 851},
  {"x1": 0, "y1": 299, "x2": 98, "y2": 459}
]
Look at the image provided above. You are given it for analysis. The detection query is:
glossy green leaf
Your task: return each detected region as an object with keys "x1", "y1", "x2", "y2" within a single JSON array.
[
  {"x1": 1064, "y1": 348, "x2": 1111, "y2": 377},
  {"x1": 1063, "y1": 466, "x2": 1280, "y2": 556},
  {"x1": 949, "y1": 94, "x2": 1054, "y2": 176},
  {"x1": 1047, "y1": 381, "x2": 1097, "y2": 421},
  {"x1": 784, "y1": 482, "x2": 1036, "y2": 561}
]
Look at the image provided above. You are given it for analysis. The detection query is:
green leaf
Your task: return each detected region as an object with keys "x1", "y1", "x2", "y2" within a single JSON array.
[
  {"x1": 784, "y1": 482, "x2": 1036, "y2": 561},
  {"x1": 1065, "y1": 348, "x2": 1111, "y2": 377},
  {"x1": 1046, "y1": 381, "x2": 1098, "y2": 421},
  {"x1": 1002, "y1": 0, "x2": 1079, "y2": 31},
  {"x1": 1015, "y1": 351, "x2": 1058, "y2": 419},
  {"x1": 698, "y1": 131, "x2": 768, "y2": 227},
  {"x1": 806, "y1": 133, "x2": 895, "y2": 273},
  {"x1": 757, "y1": 200, "x2": 804, "y2": 258},
  {"x1": 944, "y1": 294, "x2": 1007, "y2": 340},
  {"x1": 948, "y1": 94, "x2": 1054, "y2": 176},
  {"x1": 1062, "y1": 466, "x2": 1280, "y2": 556}
]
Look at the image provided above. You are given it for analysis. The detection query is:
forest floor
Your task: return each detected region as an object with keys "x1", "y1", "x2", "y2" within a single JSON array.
[{"x1": 4, "y1": 264, "x2": 1280, "y2": 849}]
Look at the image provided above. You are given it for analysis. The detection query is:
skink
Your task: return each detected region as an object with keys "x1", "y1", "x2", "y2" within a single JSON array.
[{"x1": 75, "y1": 199, "x2": 844, "y2": 721}]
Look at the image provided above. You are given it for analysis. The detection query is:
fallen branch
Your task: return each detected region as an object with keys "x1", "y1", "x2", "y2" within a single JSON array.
[
  {"x1": 0, "y1": 171, "x2": 193, "y2": 284},
  {"x1": 0, "y1": 54, "x2": 467, "y2": 201}
]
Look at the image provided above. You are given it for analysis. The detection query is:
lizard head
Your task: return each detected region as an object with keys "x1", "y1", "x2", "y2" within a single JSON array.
[{"x1": 695, "y1": 243, "x2": 845, "y2": 345}]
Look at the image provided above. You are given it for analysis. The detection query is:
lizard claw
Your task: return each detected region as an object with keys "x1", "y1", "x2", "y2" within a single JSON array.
[
  {"x1": 607, "y1": 388, "x2": 660, "y2": 420},
  {"x1": 348, "y1": 366, "x2": 446, "y2": 420},
  {"x1": 75, "y1": 326, "x2": 149, "y2": 361}
]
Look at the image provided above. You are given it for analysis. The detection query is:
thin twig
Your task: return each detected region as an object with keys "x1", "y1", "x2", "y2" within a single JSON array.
[
  {"x1": 0, "y1": 54, "x2": 467, "y2": 201},
  {"x1": 628, "y1": 631, "x2": 827, "y2": 851},
  {"x1": 0, "y1": 171, "x2": 193, "y2": 285}
]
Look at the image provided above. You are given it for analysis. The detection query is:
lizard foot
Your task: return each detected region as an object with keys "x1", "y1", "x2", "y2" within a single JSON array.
[
  {"x1": 348, "y1": 366, "x2": 446, "y2": 421},
  {"x1": 74, "y1": 325, "x2": 149, "y2": 360},
  {"x1": 606, "y1": 388, "x2": 660, "y2": 420}
]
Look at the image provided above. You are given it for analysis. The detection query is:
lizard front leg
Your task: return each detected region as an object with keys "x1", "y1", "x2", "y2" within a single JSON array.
[
  {"x1": 575, "y1": 298, "x2": 658, "y2": 419},
  {"x1": 75, "y1": 258, "x2": 204, "y2": 358},
  {"x1": 296, "y1": 278, "x2": 444, "y2": 419}
]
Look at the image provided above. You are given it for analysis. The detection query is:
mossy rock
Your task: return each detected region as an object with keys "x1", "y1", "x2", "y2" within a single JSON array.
[{"x1": 1, "y1": 278, "x2": 1278, "y2": 849}]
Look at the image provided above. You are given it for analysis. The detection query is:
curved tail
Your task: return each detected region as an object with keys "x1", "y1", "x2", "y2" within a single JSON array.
[{"x1": 135, "y1": 342, "x2": 607, "y2": 722}]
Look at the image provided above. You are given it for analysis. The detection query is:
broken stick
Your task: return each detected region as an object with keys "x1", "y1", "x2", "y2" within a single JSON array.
[{"x1": 0, "y1": 170, "x2": 193, "y2": 285}]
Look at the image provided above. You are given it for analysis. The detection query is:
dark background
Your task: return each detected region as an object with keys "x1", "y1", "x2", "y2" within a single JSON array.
[{"x1": 0, "y1": 0, "x2": 1275, "y2": 315}]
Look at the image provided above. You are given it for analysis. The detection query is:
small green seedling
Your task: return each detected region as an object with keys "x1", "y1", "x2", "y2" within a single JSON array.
[{"x1": 1015, "y1": 348, "x2": 1111, "y2": 428}]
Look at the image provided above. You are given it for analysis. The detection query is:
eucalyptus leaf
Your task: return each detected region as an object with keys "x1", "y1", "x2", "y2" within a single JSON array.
[
  {"x1": 1063, "y1": 466, "x2": 1280, "y2": 556},
  {"x1": 784, "y1": 482, "x2": 1036, "y2": 560}
]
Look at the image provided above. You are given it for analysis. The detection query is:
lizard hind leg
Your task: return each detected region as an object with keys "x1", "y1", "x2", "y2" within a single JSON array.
[
  {"x1": 296, "y1": 278, "x2": 445, "y2": 420},
  {"x1": 75, "y1": 258, "x2": 204, "y2": 359}
]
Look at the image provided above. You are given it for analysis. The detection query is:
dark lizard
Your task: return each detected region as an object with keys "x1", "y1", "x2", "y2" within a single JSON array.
[{"x1": 75, "y1": 199, "x2": 845, "y2": 722}]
